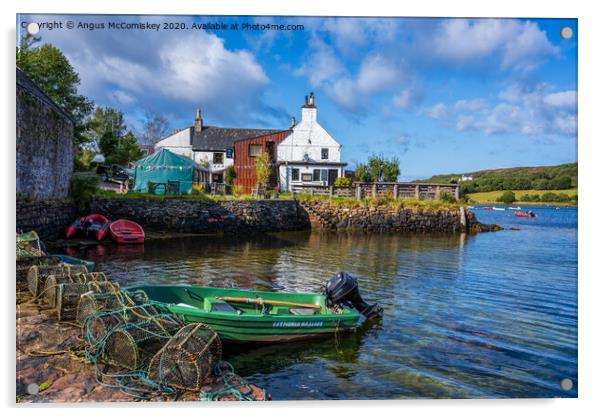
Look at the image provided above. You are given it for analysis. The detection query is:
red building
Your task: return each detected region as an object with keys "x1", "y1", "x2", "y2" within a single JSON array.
[{"x1": 233, "y1": 130, "x2": 291, "y2": 193}]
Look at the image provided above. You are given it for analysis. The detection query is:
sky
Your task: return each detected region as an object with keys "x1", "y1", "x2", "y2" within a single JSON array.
[{"x1": 17, "y1": 14, "x2": 577, "y2": 180}]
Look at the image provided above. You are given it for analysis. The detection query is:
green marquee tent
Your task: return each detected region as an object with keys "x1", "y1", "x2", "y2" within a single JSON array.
[{"x1": 132, "y1": 148, "x2": 197, "y2": 194}]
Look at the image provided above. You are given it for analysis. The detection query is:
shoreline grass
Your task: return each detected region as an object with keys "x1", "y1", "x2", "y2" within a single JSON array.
[{"x1": 467, "y1": 189, "x2": 577, "y2": 205}]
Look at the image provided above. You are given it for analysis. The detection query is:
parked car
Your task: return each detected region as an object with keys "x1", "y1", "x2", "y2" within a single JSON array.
[{"x1": 97, "y1": 164, "x2": 134, "y2": 181}]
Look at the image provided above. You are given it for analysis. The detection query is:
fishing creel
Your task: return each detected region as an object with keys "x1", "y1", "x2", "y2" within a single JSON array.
[
  {"x1": 101, "y1": 314, "x2": 182, "y2": 370},
  {"x1": 43, "y1": 272, "x2": 109, "y2": 308},
  {"x1": 56, "y1": 281, "x2": 120, "y2": 321},
  {"x1": 147, "y1": 323, "x2": 222, "y2": 391},
  {"x1": 76, "y1": 289, "x2": 150, "y2": 324},
  {"x1": 27, "y1": 264, "x2": 88, "y2": 297}
]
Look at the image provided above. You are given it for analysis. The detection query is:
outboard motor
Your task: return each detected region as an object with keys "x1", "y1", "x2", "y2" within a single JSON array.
[{"x1": 325, "y1": 272, "x2": 383, "y2": 319}]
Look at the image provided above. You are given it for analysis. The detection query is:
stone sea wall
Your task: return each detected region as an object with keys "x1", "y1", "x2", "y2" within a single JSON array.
[
  {"x1": 88, "y1": 198, "x2": 311, "y2": 234},
  {"x1": 16, "y1": 197, "x2": 499, "y2": 242},
  {"x1": 17, "y1": 68, "x2": 74, "y2": 200},
  {"x1": 298, "y1": 200, "x2": 498, "y2": 233},
  {"x1": 16, "y1": 198, "x2": 77, "y2": 241}
]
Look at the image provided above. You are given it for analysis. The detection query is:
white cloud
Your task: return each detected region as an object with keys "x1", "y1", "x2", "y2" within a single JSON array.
[
  {"x1": 356, "y1": 55, "x2": 400, "y2": 94},
  {"x1": 420, "y1": 103, "x2": 448, "y2": 120},
  {"x1": 432, "y1": 19, "x2": 559, "y2": 72},
  {"x1": 447, "y1": 84, "x2": 577, "y2": 137},
  {"x1": 543, "y1": 91, "x2": 577, "y2": 108},
  {"x1": 108, "y1": 90, "x2": 136, "y2": 106},
  {"x1": 393, "y1": 82, "x2": 423, "y2": 109}
]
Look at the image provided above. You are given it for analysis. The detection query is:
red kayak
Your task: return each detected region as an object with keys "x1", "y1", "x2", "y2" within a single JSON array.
[
  {"x1": 65, "y1": 214, "x2": 111, "y2": 241},
  {"x1": 515, "y1": 211, "x2": 537, "y2": 218},
  {"x1": 109, "y1": 219, "x2": 145, "y2": 244}
]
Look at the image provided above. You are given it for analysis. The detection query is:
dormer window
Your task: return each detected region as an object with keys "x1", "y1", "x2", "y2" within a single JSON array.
[{"x1": 321, "y1": 148, "x2": 329, "y2": 160}]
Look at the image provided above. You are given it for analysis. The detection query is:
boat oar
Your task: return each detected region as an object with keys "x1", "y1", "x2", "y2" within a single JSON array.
[{"x1": 216, "y1": 296, "x2": 321, "y2": 309}]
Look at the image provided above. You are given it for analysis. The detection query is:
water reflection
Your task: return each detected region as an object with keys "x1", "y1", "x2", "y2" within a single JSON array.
[{"x1": 58, "y1": 207, "x2": 577, "y2": 399}]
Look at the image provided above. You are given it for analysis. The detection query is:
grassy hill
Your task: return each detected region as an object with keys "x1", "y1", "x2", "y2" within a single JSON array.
[
  {"x1": 420, "y1": 163, "x2": 577, "y2": 194},
  {"x1": 467, "y1": 189, "x2": 577, "y2": 204}
]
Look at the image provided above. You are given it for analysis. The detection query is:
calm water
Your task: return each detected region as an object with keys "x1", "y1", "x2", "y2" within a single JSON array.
[{"x1": 59, "y1": 206, "x2": 578, "y2": 399}]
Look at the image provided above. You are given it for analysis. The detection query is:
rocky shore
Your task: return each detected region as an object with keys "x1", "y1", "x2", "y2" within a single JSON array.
[
  {"x1": 16, "y1": 290, "x2": 268, "y2": 403},
  {"x1": 299, "y1": 200, "x2": 501, "y2": 233}
]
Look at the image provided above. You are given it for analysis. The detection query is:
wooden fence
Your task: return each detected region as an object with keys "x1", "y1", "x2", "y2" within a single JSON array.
[{"x1": 291, "y1": 182, "x2": 460, "y2": 201}]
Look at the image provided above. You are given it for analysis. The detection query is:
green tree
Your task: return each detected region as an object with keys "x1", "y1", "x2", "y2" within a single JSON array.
[
  {"x1": 224, "y1": 165, "x2": 236, "y2": 194},
  {"x1": 108, "y1": 132, "x2": 143, "y2": 165},
  {"x1": 16, "y1": 35, "x2": 94, "y2": 145},
  {"x1": 360, "y1": 154, "x2": 401, "y2": 182},
  {"x1": 98, "y1": 130, "x2": 119, "y2": 159},
  {"x1": 354, "y1": 164, "x2": 372, "y2": 182},
  {"x1": 255, "y1": 152, "x2": 271, "y2": 186},
  {"x1": 497, "y1": 190, "x2": 517, "y2": 204}
]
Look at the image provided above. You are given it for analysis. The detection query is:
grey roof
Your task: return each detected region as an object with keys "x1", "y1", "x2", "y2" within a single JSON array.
[
  {"x1": 191, "y1": 126, "x2": 280, "y2": 151},
  {"x1": 16, "y1": 67, "x2": 74, "y2": 124}
]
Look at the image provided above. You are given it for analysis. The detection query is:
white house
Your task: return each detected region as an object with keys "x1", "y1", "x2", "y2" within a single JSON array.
[
  {"x1": 277, "y1": 93, "x2": 346, "y2": 191},
  {"x1": 154, "y1": 109, "x2": 278, "y2": 184}
]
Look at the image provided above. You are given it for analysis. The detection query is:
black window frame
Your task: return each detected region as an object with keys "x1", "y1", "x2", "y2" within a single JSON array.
[
  {"x1": 313, "y1": 169, "x2": 321, "y2": 181},
  {"x1": 321, "y1": 148, "x2": 329, "y2": 160},
  {"x1": 291, "y1": 168, "x2": 300, "y2": 181},
  {"x1": 213, "y1": 152, "x2": 224, "y2": 164}
]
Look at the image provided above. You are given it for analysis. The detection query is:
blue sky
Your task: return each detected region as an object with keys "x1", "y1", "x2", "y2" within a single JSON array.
[{"x1": 17, "y1": 15, "x2": 577, "y2": 179}]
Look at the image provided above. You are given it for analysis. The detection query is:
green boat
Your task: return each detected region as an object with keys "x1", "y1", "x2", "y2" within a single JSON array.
[{"x1": 126, "y1": 285, "x2": 363, "y2": 343}]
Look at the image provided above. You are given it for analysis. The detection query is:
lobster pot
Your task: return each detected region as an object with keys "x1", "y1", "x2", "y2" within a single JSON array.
[
  {"x1": 148, "y1": 323, "x2": 222, "y2": 391},
  {"x1": 27, "y1": 264, "x2": 87, "y2": 296},
  {"x1": 76, "y1": 289, "x2": 147, "y2": 324},
  {"x1": 55, "y1": 282, "x2": 117, "y2": 321},
  {"x1": 17, "y1": 257, "x2": 60, "y2": 285},
  {"x1": 84, "y1": 304, "x2": 161, "y2": 349},
  {"x1": 102, "y1": 316, "x2": 182, "y2": 370},
  {"x1": 43, "y1": 273, "x2": 112, "y2": 308}
]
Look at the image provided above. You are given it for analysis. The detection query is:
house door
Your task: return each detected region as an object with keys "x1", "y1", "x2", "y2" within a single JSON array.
[{"x1": 328, "y1": 169, "x2": 338, "y2": 185}]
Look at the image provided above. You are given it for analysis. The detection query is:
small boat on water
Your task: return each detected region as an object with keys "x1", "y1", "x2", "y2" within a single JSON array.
[
  {"x1": 508, "y1": 207, "x2": 521, "y2": 210},
  {"x1": 110, "y1": 219, "x2": 145, "y2": 244},
  {"x1": 484, "y1": 207, "x2": 494, "y2": 211},
  {"x1": 515, "y1": 211, "x2": 537, "y2": 218},
  {"x1": 492, "y1": 207, "x2": 506, "y2": 211},
  {"x1": 127, "y1": 272, "x2": 382, "y2": 343},
  {"x1": 65, "y1": 214, "x2": 111, "y2": 241}
]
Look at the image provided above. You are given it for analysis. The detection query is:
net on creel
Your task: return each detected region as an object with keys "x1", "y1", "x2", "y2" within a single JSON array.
[
  {"x1": 101, "y1": 315, "x2": 182, "y2": 370},
  {"x1": 56, "y1": 281, "x2": 121, "y2": 321},
  {"x1": 42, "y1": 272, "x2": 109, "y2": 308},
  {"x1": 27, "y1": 264, "x2": 88, "y2": 297},
  {"x1": 83, "y1": 303, "x2": 160, "y2": 351},
  {"x1": 76, "y1": 289, "x2": 150, "y2": 324},
  {"x1": 147, "y1": 323, "x2": 222, "y2": 391}
]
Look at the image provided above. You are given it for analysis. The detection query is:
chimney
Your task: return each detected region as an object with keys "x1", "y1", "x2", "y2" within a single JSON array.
[
  {"x1": 194, "y1": 108, "x2": 203, "y2": 132},
  {"x1": 290, "y1": 116, "x2": 296, "y2": 129},
  {"x1": 304, "y1": 95, "x2": 309, "y2": 106},
  {"x1": 309, "y1": 92, "x2": 315, "y2": 106}
]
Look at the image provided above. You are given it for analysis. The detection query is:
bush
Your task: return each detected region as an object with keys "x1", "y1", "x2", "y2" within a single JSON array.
[
  {"x1": 232, "y1": 185, "x2": 244, "y2": 197},
  {"x1": 69, "y1": 175, "x2": 99, "y2": 210},
  {"x1": 496, "y1": 190, "x2": 516, "y2": 204},
  {"x1": 224, "y1": 165, "x2": 236, "y2": 194},
  {"x1": 334, "y1": 177, "x2": 352, "y2": 187},
  {"x1": 440, "y1": 192, "x2": 456, "y2": 203}
]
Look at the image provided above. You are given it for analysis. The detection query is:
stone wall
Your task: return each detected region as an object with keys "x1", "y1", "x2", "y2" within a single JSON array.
[
  {"x1": 89, "y1": 198, "x2": 311, "y2": 234},
  {"x1": 16, "y1": 198, "x2": 77, "y2": 241},
  {"x1": 298, "y1": 200, "x2": 498, "y2": 233},
  {"x1": 16, "y1": 68, "x2": 74, "y2": 200}
]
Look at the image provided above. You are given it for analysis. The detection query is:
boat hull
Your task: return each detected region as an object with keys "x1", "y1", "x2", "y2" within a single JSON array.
[
  {"x1": 110, "y1": 219, "x2": 145, "y2": 244},
  {"x1": 126, "y1": 285, "x2": 361, "y2": 343}
]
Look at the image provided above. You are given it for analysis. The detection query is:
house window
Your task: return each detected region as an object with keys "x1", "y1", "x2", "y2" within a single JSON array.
[
  {"x1": 313, "y1": 169, "x2": 321, "y2": 181},
  {"x1": 321, "y1": 148, "x2": 329, "y2": 160},
  {"x1": 320, "y1": 169, "x2": 328, "y2": 182},
  {"x1": 249, "y1": 144, "x2": 262, "y2": 157},
  {"x1": 301, "y1": 173, "x2": 313, "y2": 182},
  {"x1": 213, "y1": 152, "x2": 224, "y2": 164},
  {"x1": 291, "y1": 168, "x2": 300, "y2": 181}
]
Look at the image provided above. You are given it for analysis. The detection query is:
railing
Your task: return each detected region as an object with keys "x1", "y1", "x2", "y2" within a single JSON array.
[{"x1": 291, "y1": 182, "x2": 460, "y2": 201}]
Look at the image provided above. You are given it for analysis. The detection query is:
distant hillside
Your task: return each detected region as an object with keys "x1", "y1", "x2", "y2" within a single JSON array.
[{"x1": 420, "y1": 163, "x2": 577, "y2": 193}]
